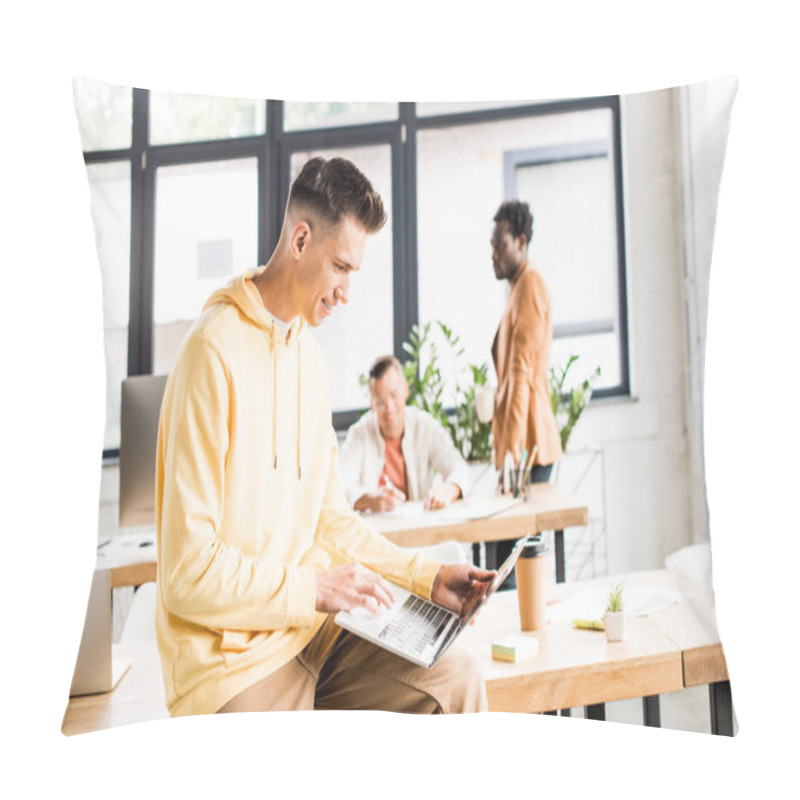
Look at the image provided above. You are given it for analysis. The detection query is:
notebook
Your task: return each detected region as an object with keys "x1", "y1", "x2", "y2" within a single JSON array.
[{"x1": 335, "y1": 534, "x2": 531, "y2": 668}]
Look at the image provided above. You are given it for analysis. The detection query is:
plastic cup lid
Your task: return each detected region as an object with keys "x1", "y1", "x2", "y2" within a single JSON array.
[{"x1": 518, "y1": 533, "x2": 548, "y2": 558}]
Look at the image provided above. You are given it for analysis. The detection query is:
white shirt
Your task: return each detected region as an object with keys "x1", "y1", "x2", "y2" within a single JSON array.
[{"x1": 338, "y1": 406, "x2": 473, "y2": 508}]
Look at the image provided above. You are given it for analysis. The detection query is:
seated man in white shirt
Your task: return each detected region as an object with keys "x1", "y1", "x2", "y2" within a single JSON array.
[{"x1": 340, "y1": 355, "x2": 472, "y2": 513}]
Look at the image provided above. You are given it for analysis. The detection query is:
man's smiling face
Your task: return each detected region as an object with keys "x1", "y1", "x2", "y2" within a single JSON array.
[{"x1": 295, "y1": 214, "x2": 366, "y2": 327}]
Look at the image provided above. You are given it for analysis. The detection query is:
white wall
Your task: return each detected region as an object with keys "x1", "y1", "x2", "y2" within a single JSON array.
[
  {"x1": 562, "y1": 81, "x2": 735, "y2": 575},
  {"x1": 560, "y1": 87, "x2": 689, "y2": 575},
  {"x1": 678, "y1": 77, "x2": 738, "y2": 550}
]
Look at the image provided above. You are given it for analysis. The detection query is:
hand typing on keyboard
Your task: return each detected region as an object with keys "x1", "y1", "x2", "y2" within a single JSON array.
[
  {"x1": 314, "y1": 562, "x2": 396, "y2": 614},
  {"x1": 350, "y1": 596, "x2": 394, "y2": 620}
]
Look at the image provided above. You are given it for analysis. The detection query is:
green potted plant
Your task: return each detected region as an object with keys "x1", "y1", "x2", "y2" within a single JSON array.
[
  {"x1": 604, "y1": 581, "x2": 626, "y2": 642},
  {"x1": 549, "y1": 355, "x2": 600, "y2": 452},
  {"x1": 402, "y1": 321, "x2": 493, "y2": 462}
]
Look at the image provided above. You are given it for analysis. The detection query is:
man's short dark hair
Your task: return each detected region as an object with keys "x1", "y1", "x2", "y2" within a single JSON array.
[
  {"x1": 368, "y1": 355, "x2": 403, "y2": 382},
  {"x1": 493, "y1": 200, "x2": 533, "y2": 246},
  {"x1": 288, "y1": 156, "x2": 387, "y2": 234}
]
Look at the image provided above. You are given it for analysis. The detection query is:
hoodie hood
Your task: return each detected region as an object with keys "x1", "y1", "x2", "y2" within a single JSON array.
[
  {"x1": 204, "y1": 267, "x2": 306, "y2": 480},
  {"x1": 204, "y1": 267, "x2": 305, "y2": 343}
]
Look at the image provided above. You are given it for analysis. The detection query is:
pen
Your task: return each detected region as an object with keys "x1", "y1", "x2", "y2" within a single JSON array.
[
  {"x1": 515, "y1": 448, "x2": 527, "y2": 497},
  {"x1": 502, "y1": 451, "x2": 514, "y2": 494},
  {"x1": 572, "y1": 618, "x2": 605, "y2": 631},
  {"x1": 523, "y1": 445, "x2": 538, "y2": 498},
  {"x1": 524, "y1": 444, "x2": 538, "y2": 474}
]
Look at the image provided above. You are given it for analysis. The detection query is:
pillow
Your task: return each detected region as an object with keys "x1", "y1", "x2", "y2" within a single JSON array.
[{"x1": 65, "y1": 77, "x2": 737, "y2": 740}]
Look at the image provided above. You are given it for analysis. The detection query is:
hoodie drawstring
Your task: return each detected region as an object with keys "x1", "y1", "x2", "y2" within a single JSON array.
[
  {"x1": 272, "y1": 320, "x2": 302, "y2": 482},
  {"x1": 297, "y1": 338, "x2": 302, "y2": 481},
  {"x1": 211, "y1": 272, "x2": 303, "y2": 481},
  {"x1": 272, "y1": 320, "x2": 278, "y2": 470}
]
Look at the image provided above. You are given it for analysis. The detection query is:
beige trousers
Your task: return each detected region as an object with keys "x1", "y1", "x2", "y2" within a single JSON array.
[{"x1": 217, "y1": 616, "x2": 488, "y2": 714}]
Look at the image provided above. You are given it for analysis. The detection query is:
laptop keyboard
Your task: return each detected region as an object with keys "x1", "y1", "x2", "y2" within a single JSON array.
[{"x1": 378, "y1": 595, "x2": 454, "y2": 656}]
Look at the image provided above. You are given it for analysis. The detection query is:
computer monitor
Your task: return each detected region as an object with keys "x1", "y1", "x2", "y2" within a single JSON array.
[
  {"x1": 118, "y1": 374, "x2": 168, "y2": 528},
  {"x1": 69, "y1": 568, "x2": 130, "y2": 696}
]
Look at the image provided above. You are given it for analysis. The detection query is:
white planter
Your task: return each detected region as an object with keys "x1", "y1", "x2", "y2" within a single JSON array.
[{"x1": 604, "y1": 611, "x2": 625, "y2": 642}]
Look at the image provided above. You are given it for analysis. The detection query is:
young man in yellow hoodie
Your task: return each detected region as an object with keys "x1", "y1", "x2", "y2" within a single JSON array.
[{"x1": 155, "y1": 156, "x2": 493, "y2": 716}]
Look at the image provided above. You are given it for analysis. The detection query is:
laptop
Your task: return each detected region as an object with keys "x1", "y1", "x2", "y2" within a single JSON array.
[
  {"x1": 69, "y1": 568, "x2": 131, "y2": 697},
  {"x1": 335, "y1": 534, "x2": 531, "y2": 668}
]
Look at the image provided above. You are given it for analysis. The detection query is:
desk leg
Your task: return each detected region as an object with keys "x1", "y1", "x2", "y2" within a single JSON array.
[
  {"x1": 555, "y1": 529, "x2": 565, "y2": 583},
  {"x1": 585, "y1": 703, "x2": 605, "y2": 721},
  {"x1": 642, "y1": 695, "x2": 661, "y2": 727},
  {"x1": 709, "y1": 681, "x2": 734, "y2": 736},
  {"x1": 483, "y1": 541, "x2": 499, "y2": 570}
]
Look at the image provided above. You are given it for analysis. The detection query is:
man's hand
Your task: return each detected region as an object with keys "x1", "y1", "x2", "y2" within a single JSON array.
[
  {"x1": 314, "y1": 563, "x2": 395, "y2": 614},
  {"x1": 424, "y1": 481, "x2": 461, "y2": 511},
  {"x1": 354, "y1": 485, "x2": 407, "y2": 513},
  {"x1": 431, "y1": 563, "x2": 495, "y2": 615}
]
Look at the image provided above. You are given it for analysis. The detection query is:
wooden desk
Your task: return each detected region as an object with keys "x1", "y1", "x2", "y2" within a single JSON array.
[
  {"x1": 461, "y1": 568, "x2": 733, "y2": 734},
  {"x1": 459, "y1": 576, "x2": 685, "y2": 715},
  {"x1": 466, "y1": 597, "x2": 683, "y2": 714},
  {"x1": 96, "y1": 531, "x2": 157, "y2": 589},
  {"x1": 644, "y1": 571, "x2": 733, "y2": 735},
  {"x1": 61, "y1": 640, "x2": 168, "y2": 736},
  {"x1": 62, "y1": 568, "x2": 730, "y2": 736},
  {"x1": 369, "y1": 483, "x2": 589, "y2": 582}
]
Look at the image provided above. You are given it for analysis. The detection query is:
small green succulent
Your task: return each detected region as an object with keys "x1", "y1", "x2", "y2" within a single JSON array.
[{"x1": 606, "y1": 581, "x2": 626, "y2": 613}]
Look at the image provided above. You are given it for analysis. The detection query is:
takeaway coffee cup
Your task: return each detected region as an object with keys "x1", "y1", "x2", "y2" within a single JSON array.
[{"x1": 515, "y1": 534, "x2": 548, "y2": 631}]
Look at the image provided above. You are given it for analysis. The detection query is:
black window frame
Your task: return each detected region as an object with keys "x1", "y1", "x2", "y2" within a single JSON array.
[
  {"x1": 80, "y1": 91, "x2": 628, "y2": 459},
  {"x1": 502, "y1": 132, "x2": 630, "y2": 400}
]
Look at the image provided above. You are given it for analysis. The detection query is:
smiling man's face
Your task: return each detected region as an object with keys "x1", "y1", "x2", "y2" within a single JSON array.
[
  {"x1": 370, "y1": 364, "x2": 409, "y2": 441},
  {"x1": 294, "y1": 214, "x2": 366, "y2": 327}
]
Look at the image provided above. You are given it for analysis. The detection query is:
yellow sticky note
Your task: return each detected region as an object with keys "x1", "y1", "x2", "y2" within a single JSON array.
[{"x1": 491, "y1": 635, "x2": 539, "y2": 663}]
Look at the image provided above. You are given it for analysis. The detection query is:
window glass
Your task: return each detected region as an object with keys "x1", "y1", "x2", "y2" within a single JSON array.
[
  {"x1": 149, "y1": 91, "x2": 266, "y2": 145},
  {"x1": 284, "y1": 101, "x2": 397, "y2": 132},
  {"x1": 416, "y1": 99, "x2": 545, "y2": 117},
  {"x1": 289, "y1": 146, "x2": 394, "y2": 412},
  {"x1": 73, "y1": 76, "x2": 132, "y2": 151},
  {"x1": 516, "y1": 151, "x2": 620, "y2": 389},
  {"x1": 85, "y1": 161, "x2": 132, "y2": 449},
  {"x1": 416, "y1": 107, "x2": 621, "y2": 399},
  {"x1": 152, "y1": 158, "x2": 259, "y2": 374}
]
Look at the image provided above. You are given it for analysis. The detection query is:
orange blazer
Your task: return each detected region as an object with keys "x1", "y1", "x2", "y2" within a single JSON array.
[{"x1": 491, "y1": 260, "x2": 563, "y2": 470}]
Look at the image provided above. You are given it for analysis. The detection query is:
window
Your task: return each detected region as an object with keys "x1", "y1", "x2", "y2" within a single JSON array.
[
  {"x1": 283, "y1": 101, "x2": 397, "y2": 132},
  {"x1": 85, "y1": 161, "x2": 131, "y2": 450},
  {"x1": 416, "y1": 106, "x2": 628, "y2": 399},
  {"x1": 72, "y1": 78, "x2": 628, "y2": 457},
  {"x1": 510, "y1": 138, "x2": 624, "y2": 391},
  {"x1": 149, "y1": 90, "x2": 267, "y2": 145},
  {"x1": 153, "y1": 158, "x2": 259, "y2": 374},
  {"x1": 290, "y1": 146, "x2": 395, "y2": 412},
  {"x1": 73, "y1": 76, "x2": 132, "y2": 152}
]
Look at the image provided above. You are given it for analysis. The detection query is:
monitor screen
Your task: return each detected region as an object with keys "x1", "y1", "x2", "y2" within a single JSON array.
[{"x1": 119, "y1": 374, "x2": 168, "y2": 527}]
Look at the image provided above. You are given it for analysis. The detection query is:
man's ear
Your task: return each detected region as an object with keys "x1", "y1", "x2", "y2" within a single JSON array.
[{"x1": 289, "y1": 221, "x2": 311, "y2": 259}]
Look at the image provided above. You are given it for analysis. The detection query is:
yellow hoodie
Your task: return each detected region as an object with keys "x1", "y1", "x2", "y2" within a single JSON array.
[{"x1": 155, "y1": 268, "x2": 441, "y2": 717}]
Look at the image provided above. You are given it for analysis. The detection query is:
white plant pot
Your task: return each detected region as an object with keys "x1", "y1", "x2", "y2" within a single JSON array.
[{"x1": 604, "y1": 611, "x2": 625, "y2": 642}]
